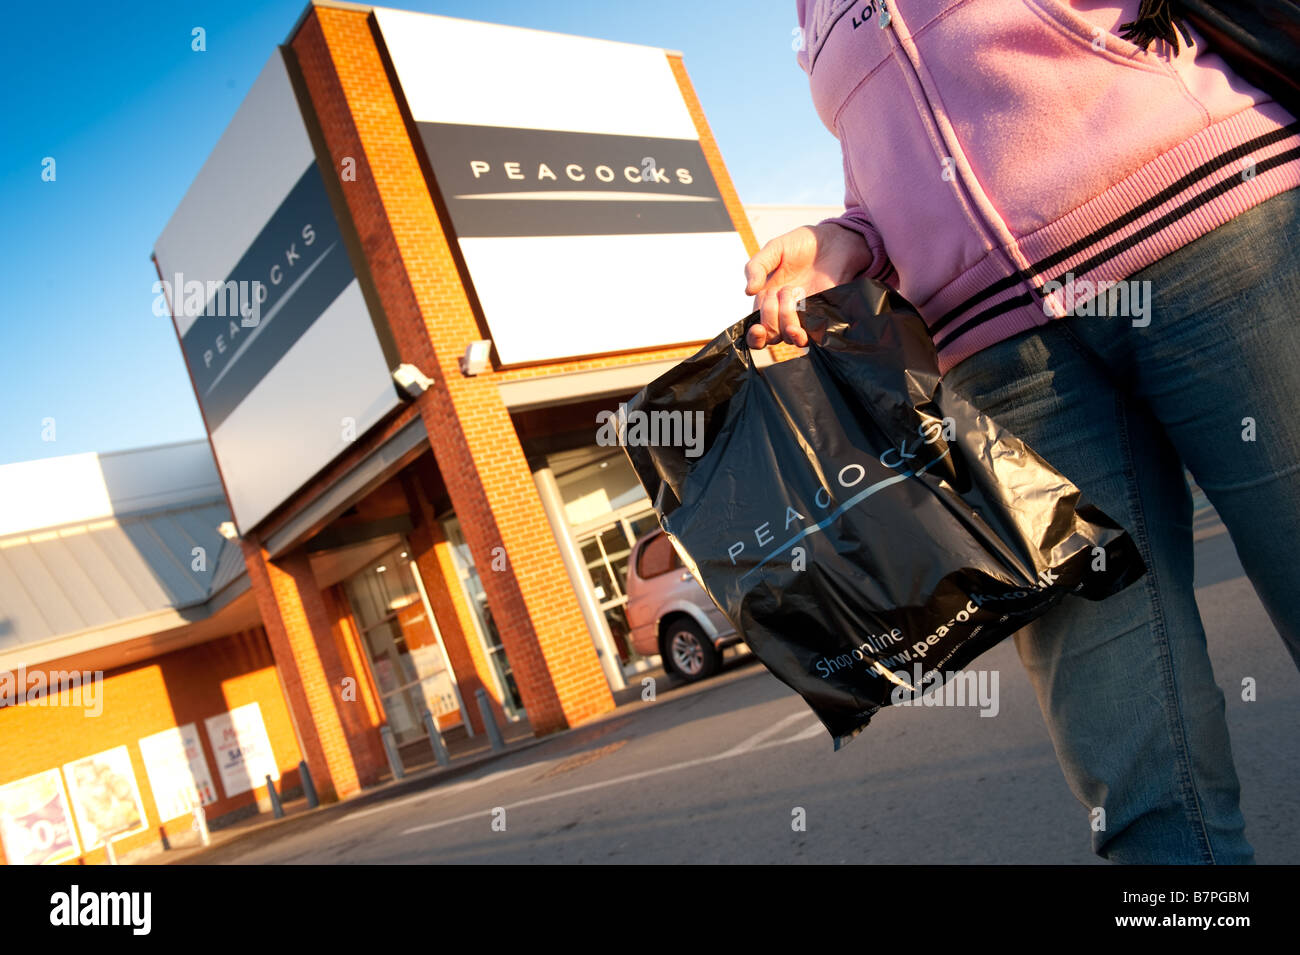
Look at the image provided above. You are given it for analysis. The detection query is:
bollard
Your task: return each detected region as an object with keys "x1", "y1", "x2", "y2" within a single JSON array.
[
  {"x1": 266, "y1": 774, "x2": 284, "y2": 819},
  {"x1": 421, "y1": 707, "x2": 450, "y2": 766},
  {"x1": 379, "y1": 725, "x2": 405, "y2": 780},
  {"x1": 298, "y1": 759, "x2": 319, "y2": 809},
  {"x1": 475, "y1": 688, "x2": 506, "y2": 752},
  {"x1": 192, "y1": 803, "x2": 211, "y2": 847}
]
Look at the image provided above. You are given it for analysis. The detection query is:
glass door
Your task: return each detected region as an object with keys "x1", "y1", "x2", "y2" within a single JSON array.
[
  {"x1": 342, "y1": 543, "x2": 464, "y2": 745},
  {"x1": 442, "y1": 517, "x2": 525, "y2": 722},
  {"x1": 574, "y1": 504, "x2": 662, "y2": 672}
]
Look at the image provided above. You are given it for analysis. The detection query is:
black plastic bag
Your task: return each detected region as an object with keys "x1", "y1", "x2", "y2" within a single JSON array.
[{"x1": 623, "y1": 277, "x2": 1146, "y2": 749}]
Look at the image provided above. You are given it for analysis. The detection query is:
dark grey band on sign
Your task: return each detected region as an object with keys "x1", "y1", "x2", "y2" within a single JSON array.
[
  {"x1": 415, "y1": 122, "x2": 736, "y2": 237},
  {"x1": 178, "y1": 163, "x2": 355, "y2": 431}
]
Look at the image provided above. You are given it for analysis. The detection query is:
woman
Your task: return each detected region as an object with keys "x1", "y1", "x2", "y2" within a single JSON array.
[{"x1": 745, "y1": 0, "x2": 1300, "y2": 864}]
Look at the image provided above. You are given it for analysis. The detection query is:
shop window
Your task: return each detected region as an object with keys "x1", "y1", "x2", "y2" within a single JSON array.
[
  {"x1": 341, "y1": 543, "x2": 464, "y2": 746},
  {"x1": 442, "y1": 517, "x2": 525, "y2": 721}
]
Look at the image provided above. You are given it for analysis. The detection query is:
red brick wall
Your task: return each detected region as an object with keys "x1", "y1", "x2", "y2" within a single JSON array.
[
  {"x1": 321, "y1": 584, "x2": 389, "y2": 785},
  {"x1": 402, "y1": 467, "x2": 507, "y2": 735},
  {"x1": 241, "y1": 538, "x2": 366, "y2": 801},
  {"x1": 324, "y1": 583, "x2": 385, "y2": 731},
  {"x1": 0, "y1": 627, "x2": 300, "y2": 865}
]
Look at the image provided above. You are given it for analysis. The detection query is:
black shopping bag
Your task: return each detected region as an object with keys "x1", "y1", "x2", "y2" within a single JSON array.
[{"x1": 623, "y1": 277, "x2": 1145, "y2": 749}]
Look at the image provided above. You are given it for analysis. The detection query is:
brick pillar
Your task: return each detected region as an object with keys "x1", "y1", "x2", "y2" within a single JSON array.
[
  {"x1": 291, "y1": 8, "x2": 616, "y2": 735},
  {"x1": 321, "y1": 585, "x2": 389, "y2": 786},
  {"x1": 240, "y1": 538, "x2": 368, "y2": 800},
  {"x1": 403, "y1": 471, "x2": 509, "y2": 735}
]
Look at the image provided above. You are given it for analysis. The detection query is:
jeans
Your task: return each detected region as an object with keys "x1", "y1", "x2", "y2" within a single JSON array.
[{"x1": 942, "y1": 185, "x2": 1300, "y2": 864}]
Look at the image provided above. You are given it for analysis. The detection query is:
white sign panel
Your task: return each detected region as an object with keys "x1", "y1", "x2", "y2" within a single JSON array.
[
  {"x1": 0, "y1": 770, "x2": 81, "y2": 865},
  {"x1": 204, "y1": 702, "x2": 280, "y2": 798},
  {"x1": 138, "y1": 723, "x2": 220, "y2": 822},
  {"x1": 62, "y1": 746, "x2": 149, "y2": 850},
  {"x1": 153, "y1": 49, "x2": 402, "y2": 531},
  {"x1": 372, "y1": 7, "x2": 753, "y2": 365}
]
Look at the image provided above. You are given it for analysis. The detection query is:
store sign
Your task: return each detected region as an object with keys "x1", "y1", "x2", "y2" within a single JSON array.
[
  {"x1": 204, "y1": 703, "x2": 279, "y2": 798},
  {"x1": 0, "y1": 770, "x2": 80, "y2": 865},
  {"x1": 173, "y1": 167, "x2": 352, "y2": 432},
  {"x1": 416, "y1": 125, "x2": 731, "y2": 238},
  {"x1": 138, "y1": 723, "x2": 220, "y2": 822},
  {"x1": 154, "y1": 49, "x2": 401, "y2": 532},
  {"x1": 373, "y1": 7, "x2": 753, "y2": 365}
]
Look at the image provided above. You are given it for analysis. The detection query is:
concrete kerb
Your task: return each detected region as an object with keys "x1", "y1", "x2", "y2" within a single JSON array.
[
  {"x1": 165, "y1": 652, "x2": 762, "y2": 864},
  {"x1": 164, "y1": 734, "x2": 552, "y2": 864}
]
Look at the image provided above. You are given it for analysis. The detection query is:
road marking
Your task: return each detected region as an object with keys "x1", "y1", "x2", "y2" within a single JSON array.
[
  {"x1": 335, "y1": 763, "x2": 535, "y2": 825},
  {"x1": 720, "y1": 711, "x2": 815, "y2": 756},
  {"x1": 398, "y1": 710, "x2": 827, "y2": 836},
  {"x1": 785, "y1": 721, "x2": 827, "y2": 742}
]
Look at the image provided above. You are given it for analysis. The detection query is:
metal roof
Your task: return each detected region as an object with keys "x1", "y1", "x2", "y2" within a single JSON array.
[
  {"x1": 0, "y1": 443, "x2": 250, "y2": 660},
  {"x1": 0, "y1": 501, "x2": 245, "y2": 653}
]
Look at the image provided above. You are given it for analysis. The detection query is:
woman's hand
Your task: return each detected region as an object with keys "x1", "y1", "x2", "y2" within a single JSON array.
[{"x1": 744, "y1": 222, "x2": 872, "y2": 348}]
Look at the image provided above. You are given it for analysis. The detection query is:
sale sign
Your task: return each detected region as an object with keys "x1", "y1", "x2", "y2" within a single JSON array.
[
  {"x1": 138, "y1": 723, "x2": 220, "y2": 822},
  {"x1": 205, "y1": 703, "x2": 279, "y2": 798}
]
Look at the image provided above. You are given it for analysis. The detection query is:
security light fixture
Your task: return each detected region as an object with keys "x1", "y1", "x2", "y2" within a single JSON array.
[
  {"x1": 392, "y1": 363, "x2": 435, "y2": 399},
  {"x1": 459, "y1": 340, "x2": 493, "y2": 377}
]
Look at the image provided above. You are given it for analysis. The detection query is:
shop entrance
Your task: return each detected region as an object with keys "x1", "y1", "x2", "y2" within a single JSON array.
[
  {"x1": 341, "y1": 541, "x2": 465, "y2": 746},
  {"x1": 573, "y1": 504, "x2": 661, "y2": 672},
  {"x1": 441, "y1": 516, "x2": 526, "y2": 722},
  {"x1": 543, "y1": 444, "x2": 665, "y2": 677}
]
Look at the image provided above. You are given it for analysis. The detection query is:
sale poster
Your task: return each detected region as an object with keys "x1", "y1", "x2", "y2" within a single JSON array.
[
  {"x1": 138, "y1": 723, "x2": 220, "y2": 821},
  {"x1": 0, "y1": 769, "x2": 81, "y2": 865},
  {"x1": 62, "y1": 746, "x2": 149, "y2": 850},
  {"x1": 204, "y1": 702, "x2": 279, "y2": 798}
]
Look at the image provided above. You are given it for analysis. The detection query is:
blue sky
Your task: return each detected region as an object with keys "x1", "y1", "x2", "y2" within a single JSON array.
[{"x1": 0, "y1": 0, "x2": 845, "y2": 465}]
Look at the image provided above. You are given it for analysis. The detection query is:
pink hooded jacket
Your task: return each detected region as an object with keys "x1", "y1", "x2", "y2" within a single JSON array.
[{"x1": 796, "y1": 0, "x2": 1300, "y2": 373}]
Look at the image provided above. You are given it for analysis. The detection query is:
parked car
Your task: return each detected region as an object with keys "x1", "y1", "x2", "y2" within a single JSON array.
[{"x1": 625, "y1": 528, "x2": 741, "y2": 681}]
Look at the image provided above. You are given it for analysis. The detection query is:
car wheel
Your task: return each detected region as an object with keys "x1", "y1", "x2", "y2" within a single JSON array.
[{"x1": 661, "y1": 618, "x2": 720, "y2": 682}]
